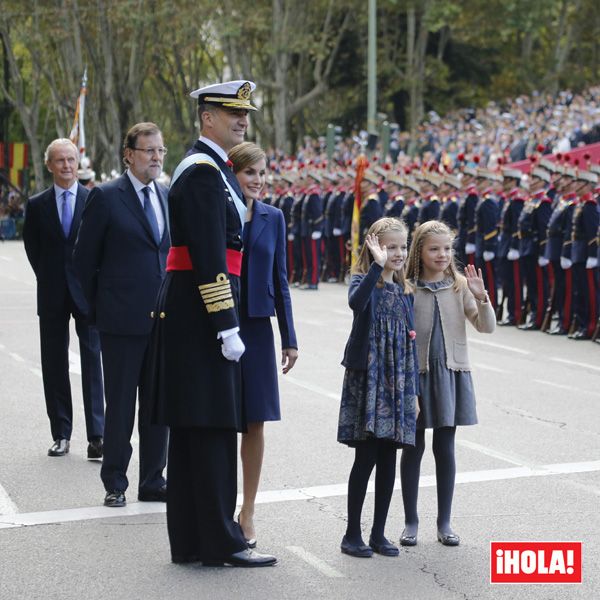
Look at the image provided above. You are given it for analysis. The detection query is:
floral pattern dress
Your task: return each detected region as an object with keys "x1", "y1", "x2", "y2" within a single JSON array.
[{"x1": 337, "y1": 282, "x2": 418, "y2": 447}]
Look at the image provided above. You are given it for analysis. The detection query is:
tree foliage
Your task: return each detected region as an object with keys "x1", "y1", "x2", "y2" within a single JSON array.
[{"x1": 1, "y1": 0, "x2": 599, "y2": 191}]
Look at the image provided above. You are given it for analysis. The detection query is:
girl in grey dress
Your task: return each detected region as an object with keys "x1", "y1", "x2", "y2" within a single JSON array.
[{"x1": 401, "y1": 221, "x2": 496, "y2": 547}]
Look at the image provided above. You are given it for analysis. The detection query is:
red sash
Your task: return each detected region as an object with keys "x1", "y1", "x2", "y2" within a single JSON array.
[{"x1": 166, "y1": 246, "x2": 243, "y2": 276}]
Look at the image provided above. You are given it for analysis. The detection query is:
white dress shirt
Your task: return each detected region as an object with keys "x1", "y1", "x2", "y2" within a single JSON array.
[
  {"x1": 198, "y1": 136, "x2": 228, "y2": 162},
  {"x1": 126, "y1": 171, "x2": 166, "y2": 239}
]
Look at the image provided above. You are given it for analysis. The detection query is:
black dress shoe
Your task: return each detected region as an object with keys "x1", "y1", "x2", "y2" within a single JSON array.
[
  {"x1": 48, "y1": 439, "x2": 70, "y2": 457},
  {"x1": 340, "y1": 535, "x2": 373, "y2": 558},
  {"x1": 437, "y1": 531, "x2": 460, "y2": 546},
  {"x1": 369, "y1": 537, "x2": 399, "y2": 556},
  {"x1": 87, "y1": 438, "x2": 103, "y2": 460},
  {"x1": 400, "y1": 531, "x2": 417, "y2": 547},
  {"x1": 204, "y1": 548, "x2": 276, "y2": 567},
  {"x1": 138, "y1": 484, "x2": 167, "y2": 502},
  {"x1": 104, "y1": 490, "x2": 126, "y2": 507}
]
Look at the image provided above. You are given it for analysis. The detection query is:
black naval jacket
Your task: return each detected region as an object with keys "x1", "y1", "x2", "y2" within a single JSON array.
[{"x1": 150, "y1": 140, "x2": 246, "y2": 430}]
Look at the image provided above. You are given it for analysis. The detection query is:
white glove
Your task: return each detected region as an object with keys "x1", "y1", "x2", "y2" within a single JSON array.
[
  {"x1": 560, "y1": 257, "x2": 572, "y2": 270},
  {"x1": 538, "y1": 256, "x2": 549, "y2": 267},
  {"x1": 507, "y1": 248, "x2": 520, "y2": 261},
  {"x1": 311, "y1": 231, "x2": 322, "y2": 240},
  {"x1": 221, "y1": 332, "x2": 245, "y2": 362},
  {"x1": 465, "y1": 243, "x2": 476, "y2": 255},
  {"x1": 287, "y1": 233, "x2": 294, "y2": 241},
  {"x1": 586, "y1": 257, "x2": 598, "y2": 269},
  {"x1": 332, "y1": 228, "x2": 342, "y2": 236},
  {"x1": 483, "y1": 251, "x2": 495, "y2": 262}
]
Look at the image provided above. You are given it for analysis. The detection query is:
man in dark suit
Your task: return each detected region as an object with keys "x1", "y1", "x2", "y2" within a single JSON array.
[
  {"x1": 73, "y1": 123, "x2": 169, "y2": 508},
  {"x1": 149, "y1": 80, "x2": 276, "y2": 567},
  {"x1": 23, "y1": 139, "x2": 104, "y2": 459}
]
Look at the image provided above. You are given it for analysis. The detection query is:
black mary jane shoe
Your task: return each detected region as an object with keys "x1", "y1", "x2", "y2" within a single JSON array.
[
  {"x1": 437, "y1": 531, "x2": 460, "y2": 546},
  {"x1": 340, "y1": 536, "x2": 373, "y2": 558},
  {"x1": 399, "y1": 531, "x2": 417, "y2": 547},
  {"x1": 369, "y1": 537, "x2": 399, "y2": 557}
]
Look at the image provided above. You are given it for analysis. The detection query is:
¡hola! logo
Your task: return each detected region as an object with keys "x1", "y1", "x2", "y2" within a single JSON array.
[{"x1": 490, "y1": 542, "x2": 582, "y2": 584}]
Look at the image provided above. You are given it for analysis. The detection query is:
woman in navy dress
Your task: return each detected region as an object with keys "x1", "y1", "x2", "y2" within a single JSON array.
[{"x1": 229, "y1": 142, "x2": 299, "y2": 547}]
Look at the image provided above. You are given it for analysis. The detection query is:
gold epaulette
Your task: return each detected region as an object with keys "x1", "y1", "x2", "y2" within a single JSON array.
[
  {"x1": 198, "y1": 273, "x2": 234, "y2": 313},
  {"x1": 195, "y1": 160, "x2": 219, "y2": 169},
  {"x1": 484, "y1": 229, "x2": 498, "y2": 241},
  {"x1": 468, "y1": 227, "x2": 476, "y2": 234}
]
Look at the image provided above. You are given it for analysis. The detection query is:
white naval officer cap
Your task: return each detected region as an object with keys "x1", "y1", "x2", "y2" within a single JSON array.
[{"x1": 190, "y1": 80, "x2": 258, "y2": 111}]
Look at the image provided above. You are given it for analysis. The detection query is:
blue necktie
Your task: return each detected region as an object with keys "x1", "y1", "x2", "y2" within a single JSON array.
[
  {"x1": 141, "y1": 186, "x2": 161, "y2": 245},
  {"x1": 61, "y1": 190, "x2": 73, "y2": 237}
]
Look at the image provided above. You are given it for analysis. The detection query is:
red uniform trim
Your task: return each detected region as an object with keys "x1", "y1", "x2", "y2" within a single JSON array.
[
  {"x1": 587, "y1": 269, "x2": 598, "y2": 337},
  {"x1": 563, "y1": 269, "x2": 572, "y2": 331},
  {"x1": 513, "y1": 261, "x2": 522, "y2": 323},
  {"x1": 311, "y1": 239, "x2": 318, "y2": 285},
  {"x1": 535, "y1": 264, "x2": 544, "y2": 327},
  {"x1": 166, "y1": 245, "x2": 243, "y2": 277},
  {"x1": 485, "y1": 261, "x2": 496, "y2": 308},
  {"x1": 287, "y1": 240, "x2": 293, "y2": 283}
]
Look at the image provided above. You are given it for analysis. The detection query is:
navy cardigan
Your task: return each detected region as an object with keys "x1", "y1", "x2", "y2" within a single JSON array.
[{"x1": 341, "y1": 263, "x2": 419, "y2": 391}]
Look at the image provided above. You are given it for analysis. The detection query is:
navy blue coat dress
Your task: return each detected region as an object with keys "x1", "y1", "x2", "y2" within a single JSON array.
[{"x1": 240, "y1": 199, "x2": 298, "y2": 422}]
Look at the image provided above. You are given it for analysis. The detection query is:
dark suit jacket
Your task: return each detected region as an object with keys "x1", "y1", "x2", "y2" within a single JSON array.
[
  {"x1": 244, "y1": 200, "x2": 297, "y2": 349},
  {"x1": 73, "y1": 173, "x2": 169, "y2": 335},
  {"x1": 23, "y1": 183, "x2": 90, "y2": 317}
]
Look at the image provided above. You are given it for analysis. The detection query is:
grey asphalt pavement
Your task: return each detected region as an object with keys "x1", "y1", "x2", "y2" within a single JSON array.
[{"x1": 0, "y1": 240, "x2": 598, "y2": 600}]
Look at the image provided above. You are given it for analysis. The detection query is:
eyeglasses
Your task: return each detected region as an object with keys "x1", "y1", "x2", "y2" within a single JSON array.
[{"x1": 132, "y1": 147, "x2": 168, "y2": 157}]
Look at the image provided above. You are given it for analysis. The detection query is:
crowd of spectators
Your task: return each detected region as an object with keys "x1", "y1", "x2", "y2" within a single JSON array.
[
  {"x1": 268, "y1": 85, "x2": 600, "y2": 172},
  {"x1": 0, "y1": 185, "x2": 25, "y2": 240}
]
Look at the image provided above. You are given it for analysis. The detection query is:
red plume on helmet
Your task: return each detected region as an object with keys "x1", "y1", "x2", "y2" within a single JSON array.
[
  {"x1": 473, "y1": 155, "x2": 480, "y2": 164},
  {"x1": 556, "y1": 153, "x2": 563, "y2": 162},
  {"x1": 457, "y1": 153, "x2": 465, "y2": 162},
  {"x1": 536, "y1": 144, "x2": 545, "y2": 153},
  {"x1": 564, "y1": 155, "x2": 571, "y2": 163}
]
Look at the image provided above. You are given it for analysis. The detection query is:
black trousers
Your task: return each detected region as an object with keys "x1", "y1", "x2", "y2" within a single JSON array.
[
  {"x1": 39, "y1": 304, "x2": 104, "y2": 442},
  {"x1": 167, "y1": 427, "x2": 247, "y2": 561},
  {"x1": 99, "y1": 332, "x2": 168, "y2": 493}
]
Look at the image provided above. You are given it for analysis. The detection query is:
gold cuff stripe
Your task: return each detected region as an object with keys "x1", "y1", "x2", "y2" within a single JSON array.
[
  {"x1": 202, "y1": 288, "x2": 231, "y2": 301},
  {"x1": 484, "y1": 229, "x2": 498, "y2": 240},
  {"x1": 203, "y1": 291, "x2": 233, "y2": 302},
  {"x1": 468, "y1": 227, "x2": 476, "y2": 233},
  {"x1": 206, "y1": 299, "x2": 235, "y2": 313},
  {"x1": 200, "y1": 284, "x2": 231, "y2": 296}
]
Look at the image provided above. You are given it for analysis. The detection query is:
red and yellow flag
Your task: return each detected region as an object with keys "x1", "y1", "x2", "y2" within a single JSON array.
[{"x1": 350, "y1": 154, "x2": 368, "y2": 267}]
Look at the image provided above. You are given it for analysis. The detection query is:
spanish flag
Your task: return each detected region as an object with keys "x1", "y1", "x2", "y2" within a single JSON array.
[
  {"x1": 9, "y1": 142, "x2": 28, "y2": 188},
  {"x1": 69, "y1": 68, "x2": 87, "y2": 160},
  {"x1": 350, "y1": 155, "x2": 368, "y2": 267}
]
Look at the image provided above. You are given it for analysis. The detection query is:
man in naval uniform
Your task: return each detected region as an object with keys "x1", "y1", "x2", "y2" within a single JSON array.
[{"x1": 149, "y1": 80, "x2": 276, "y2": 567}]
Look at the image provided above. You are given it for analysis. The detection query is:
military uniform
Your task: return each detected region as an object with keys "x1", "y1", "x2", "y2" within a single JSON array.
[
  {"x1": 474, "y1": 184, "x2": 500, "y2": 309},
  {"x1": 148, "y1": 81, "x2": 275, "y2": 567}
]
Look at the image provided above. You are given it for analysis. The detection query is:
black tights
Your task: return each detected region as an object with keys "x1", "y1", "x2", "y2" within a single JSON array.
[
  {"x1": 400, "y1": 427, "x2": 456, "y2": 536},
  {"x1": 345, "y1": 439, "x2": 397, "y2": 545}
]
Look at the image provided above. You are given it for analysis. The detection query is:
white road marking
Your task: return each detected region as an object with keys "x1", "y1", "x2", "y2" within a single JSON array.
[
  {"x1": 0, "y1": 256, "x2": 12, "y2": 261},
  {"x1": 1, "y1": 459, "x2": 598, "y2": 531},
  {"x1": 550, "y1": 357, "x2": 600, "y2": 373},
  {"x1": 456, "y1": 439, "x2": 533, "y2": 467},
  {"x1": 472, "y1": 363, "x2": 508, "y2": 373},
  {"x1": 8, "y1": 352, "x2": 25, "y2": 363},
  {"x1": 286, "y1": 546, "x2": 344, "y2": 578},
  {"x1": 534, "y1": 379, "x2": 600, "y2": 398},
  {"x1": 0, "y1": 483, "x2": 19, "y2": 516},
  {"x1": 282, "y1": 374, "x2": 340, "y2": 400},
  {"x1": 28, "y1": 367, "x2": 43, "y2": 378},
  {"x1": 468, "y1": 338, "x2": 530, "y2": 355}
]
